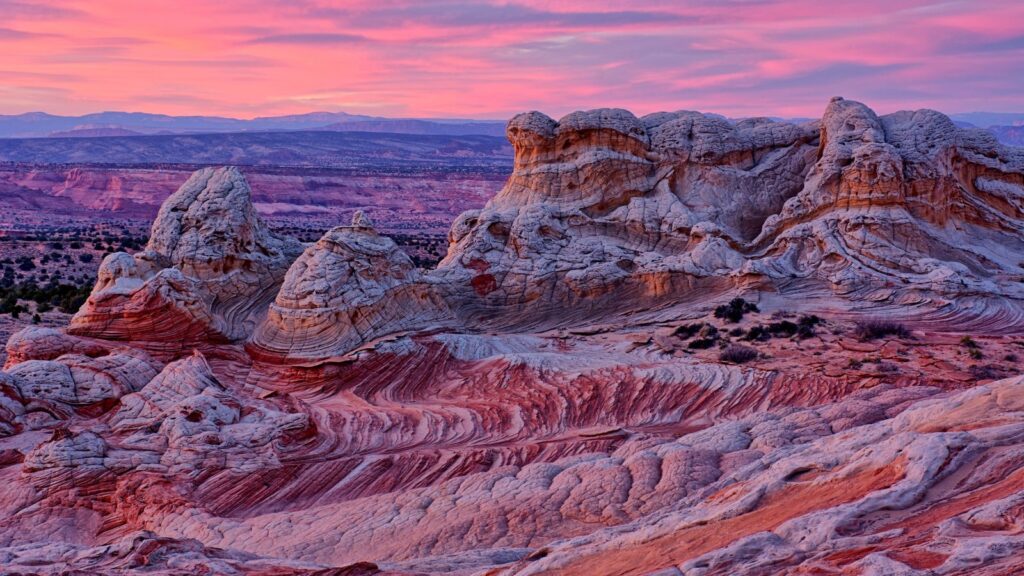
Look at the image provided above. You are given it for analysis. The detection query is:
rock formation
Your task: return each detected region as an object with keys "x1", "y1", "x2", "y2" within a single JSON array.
[
  {"x1": 1, "y1": 98, "x2": 1024, "y2": 574},
  {"x1": 249, "y1": 211, "x2": 454, "y2": 363},
  {"x1": 68, "y1": 166, "x2": 303, "y2": 355},
  {"x1": 435, "y1": 97, "x2": 1024, "y2": 329}
]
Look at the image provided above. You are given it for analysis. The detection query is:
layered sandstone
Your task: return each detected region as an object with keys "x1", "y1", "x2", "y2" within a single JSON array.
[
  {"x1": 1, "y1": 98, "x2": 1024, "y2": 574},
  {"x1": 435, "y1": 97, "x2": 1024, "y2": 329}
]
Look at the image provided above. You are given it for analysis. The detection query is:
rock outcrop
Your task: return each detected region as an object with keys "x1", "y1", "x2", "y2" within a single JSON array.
[
  {"x1": 249, "y1": 211, "x2": 454, "y2": 362},
  {"x1": 1, "y1": 98, "x2": 1024, "y2": 574},
  {"x1": 751, "y1": 97, "x2": 1024, "y2": 298},
  {"x1": 68, "y1": 167, "x2": 303, "y2": 354},
  {"x1": 436, "y1": 97, "x2": 1024, "y2": 328}
]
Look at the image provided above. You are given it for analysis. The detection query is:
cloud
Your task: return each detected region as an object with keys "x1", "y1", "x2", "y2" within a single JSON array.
[
  {"x1": 0, "y1": 0, "x2": 1021, "y2": 118},
  {"x1": 245, "y1": 32, "x2": 370, "y2": 45},
  {"x1": 0, "y1": 0, "x2": 84, "y2": 19},
  {"x1": 0, "y1": 26, "x2": 50, "y2": 40},
  {"x1": 309, "y1": 2, "x2": 694, "y2": 29}
]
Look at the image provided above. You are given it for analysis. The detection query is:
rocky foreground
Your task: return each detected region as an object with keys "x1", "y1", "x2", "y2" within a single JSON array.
[{"x1": 1, "y1": 98, "x2": 1024, "y2": 575}]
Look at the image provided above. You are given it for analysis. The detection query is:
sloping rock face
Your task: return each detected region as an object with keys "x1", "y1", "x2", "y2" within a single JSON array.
[
  {"x1": 2, "y1": 99, "x2": 1024, "y2": 574},
  {"x1": 249, "y1": 212, "x2": 454, "y2": 363},
  {"x1": 67, "y1": 167, "x2": 303, "y2": 354}
]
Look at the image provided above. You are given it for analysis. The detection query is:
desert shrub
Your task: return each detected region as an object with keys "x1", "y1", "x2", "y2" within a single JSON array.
[
  {"x1": 673, "y1": 323, "x2": 703, "y2": 339},
  {"x1": 697, "y1": 324, "x2": 719, "y2": 339},
  {"x1": 796, "y1": 315, "x2": 822, "y2": 339},
  {"x1": 969, "y1": 365, "x2": 1002, "y2": 380},
  {"x1": 78, "y1": 253, "x2": 94, "y2": 263},
  {"x1": 675, "y1": 323, "x2": 720, "y2": 349},
  {"x1": 744, "y1": 325, "x2": 771, "y2": 342},
  {"x1": 875, "y1": 361, "x2": 900, "y2": 373},
  {"x1": 854, "y1": 319, "x2": 909, "y2": 340},
  {"x1": 720, "y1": 344, "x2": 758, "y2": 364},
  {"x1": 688, "y1": 338, "x2": 717, "y2": 350},
  {"x1": 960, "y1": 336, "x2": 979, "y2": 349},
  {"x1": 714, "y1": 298, "x2": 759, "y2": 323},
  {"x1": 1005, "y1": 353, "x2": 1018, "y2": 363},
  {"x1": 768, "y1": 320, "x2": 798, "y2": 337}
]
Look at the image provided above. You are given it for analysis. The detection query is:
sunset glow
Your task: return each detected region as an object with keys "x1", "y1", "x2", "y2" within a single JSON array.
[{"x1": 1, "y1": 0, "x2": 1023, "y2": 118}]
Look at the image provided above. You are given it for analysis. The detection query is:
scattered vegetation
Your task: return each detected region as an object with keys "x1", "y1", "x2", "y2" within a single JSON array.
[
  {"x1": 687, "y1": 325, "x2": 720, "y2": 349},
  {"x1": 960, "y1": 336, "x2": 983, "y2": 359},
  {"x1": 875, "y1": 361, "x2": 900, "y2": 373},
  {"x1": 796, "y1": 315, "x2": 822, "y2": 338},
  {"x1": 672, "y1": 322, "x2": 724, "y2": 349},
  {"x1": 742, "y1": 315, "x2": 822, "y2": 342},
  {"x1": 714, "y1": 298, "x2": 758, "y2": 323},
  {"x1": 673, "y1": 323, "x2": 704, "y2": 339},
  {"x1": 390, "y1": 233, "x2": 447, "y2": 269},
  {"x1": 0, "y1": 282, "x2": 92, "y2": 317},
  {"x1": 719, "y1": 344, "x2": 758, "y2": 364},
  {"x1": 968, "y1": 364, "x2": 1004, "y2": 381},
  {"x1": 854, "y1": 319, "x2": 910, "y2": 340},
  {"x1": 688, "y1": 338, "x2": 718, "y2": 350}
]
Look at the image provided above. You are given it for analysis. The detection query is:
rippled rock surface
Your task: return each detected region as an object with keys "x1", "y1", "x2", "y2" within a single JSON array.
[{"x1": 2, "y1": 98, "x2": 1024, "y2": 574}]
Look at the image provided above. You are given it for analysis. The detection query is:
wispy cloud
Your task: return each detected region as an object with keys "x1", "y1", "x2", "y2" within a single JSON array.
[
  {"x1": 245, "y1": 32, "x2": 369, "y2": 45},
  {"x1": 0, "y1": 26, "x2": 54, "y2": 40},
  {"x1": 0, "y1": 0, "x2": 84, "y2": 19},
  {"x1": 0, "y1": 0, "x2": 1021, "y2": 118}
]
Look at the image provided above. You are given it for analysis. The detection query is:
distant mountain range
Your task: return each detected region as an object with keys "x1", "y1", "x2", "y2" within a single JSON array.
[
  {"x1": 0, "y1": 111, "x2": 507, "y2": 139},
  {"x1": 0, "y1": 130, "x2": 512, "y2": 168},
  {"x1": 948, "y1": 112, "x2": 1024, "y2": 128},
  {"x1": 0, "y1": 109, "x2": 1021, "y2": 147},
  {"x1": 988, "y1": 125, "x2": 1024, "y2": 147}
]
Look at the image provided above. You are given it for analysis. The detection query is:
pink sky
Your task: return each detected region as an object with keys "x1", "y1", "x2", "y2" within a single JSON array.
[{"x1": 1, "y1": 0, "x2": 1022, "y2": 119}]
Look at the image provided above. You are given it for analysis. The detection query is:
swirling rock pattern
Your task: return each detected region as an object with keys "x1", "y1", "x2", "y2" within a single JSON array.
[{"x1": 1, "y1": 98, "x2": 1024, "y2": 574}]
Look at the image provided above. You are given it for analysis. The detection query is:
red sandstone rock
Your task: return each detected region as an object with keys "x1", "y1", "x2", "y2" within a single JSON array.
[{"x1": 1, "y1": 98, "x2": 1024, "y2": 574}]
